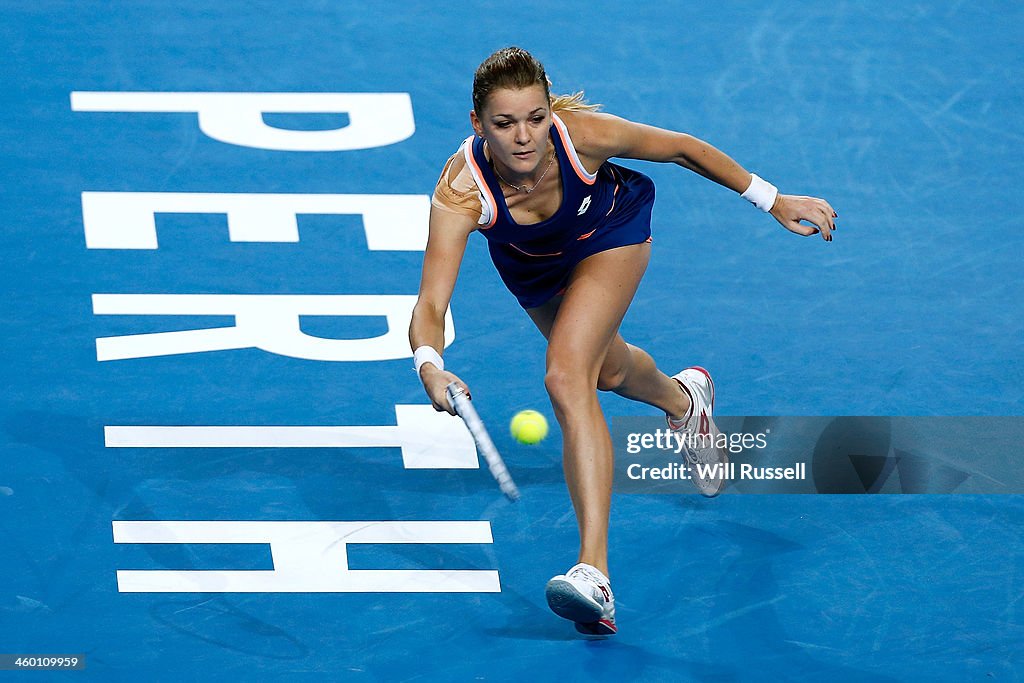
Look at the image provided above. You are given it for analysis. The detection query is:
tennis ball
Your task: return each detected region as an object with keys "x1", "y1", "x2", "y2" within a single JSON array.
[{"x1": 510, "y1": 410, "x2": 548, "y2": 445}]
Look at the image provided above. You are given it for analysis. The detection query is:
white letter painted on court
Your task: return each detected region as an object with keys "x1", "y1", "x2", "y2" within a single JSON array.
[
  {"x1": 105, "y1": 404, "x2": 479, "y2": 470},
  {"x1": 71, "y1": 92, "x2": 414, "y2": 151},
  {"x1": 93, "y1": 294, "x2": 454, "y2": 362},
  {"x1": 113, "y1": 521, "x2": 500, "y2": 593},
  {"x1": 81, "y1": 192, "x2": 428, "y2": 251}
]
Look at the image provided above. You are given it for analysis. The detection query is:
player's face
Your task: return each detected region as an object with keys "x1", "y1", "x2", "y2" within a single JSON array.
[{"x1": 472, "y1": 85, "x2": 551, "y2": 179}]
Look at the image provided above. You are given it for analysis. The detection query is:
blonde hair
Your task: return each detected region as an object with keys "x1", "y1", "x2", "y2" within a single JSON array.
[
  {"x1": 473, "y1": 47, "x2": 601, "y2": 115},
  {"x1": 549, "y1": 89, "x2": 602, "y2": 113}
]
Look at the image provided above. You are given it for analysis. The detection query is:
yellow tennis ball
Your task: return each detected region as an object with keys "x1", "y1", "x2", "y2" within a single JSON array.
[{"x1": 510, "y1": 410, "x2": 548, "y2": 445}]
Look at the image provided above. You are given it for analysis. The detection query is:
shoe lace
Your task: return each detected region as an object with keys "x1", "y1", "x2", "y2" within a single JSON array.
[
  {"x1": 668, "y1": 414, "x2": 714, "y2": 466},
  {"x1": 569, "y1": 564, "x2": 610, "y2": 591},
  {"x1": 688, "y1": 439, "x2": 717, "y2": 466}
]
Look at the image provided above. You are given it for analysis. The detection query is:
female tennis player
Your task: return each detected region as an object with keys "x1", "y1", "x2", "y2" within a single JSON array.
[{"x1": 409, "y1": 47, "x2": 837, "y2": 636}]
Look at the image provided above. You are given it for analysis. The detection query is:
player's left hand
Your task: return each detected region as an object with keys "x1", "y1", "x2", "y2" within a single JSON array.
[{"x1": 770, "y1": 194, "x2": 838, "y2": 241}]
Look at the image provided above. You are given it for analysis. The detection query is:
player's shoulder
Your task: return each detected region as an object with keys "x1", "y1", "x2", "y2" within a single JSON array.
[
  {"x1": 554, "y1": 108, "x2": 623, "y2": 132},
  {"x1": 440, "y1": 145, "x2": 469, "y2": 181},
  {"x1": 435, "y1": 139, "x2": 478, "y2": 194},
  {"x1": 553, "y1": 109, "x2": 625, "y2": 159},
  {"x1": 431, "y1": 138, "x2": 484, "y2": 223}
]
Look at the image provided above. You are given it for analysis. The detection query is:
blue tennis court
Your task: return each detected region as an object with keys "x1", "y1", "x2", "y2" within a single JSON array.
[{"x1": 2, "y1": 1, "x2": 1022, "y2": 679}]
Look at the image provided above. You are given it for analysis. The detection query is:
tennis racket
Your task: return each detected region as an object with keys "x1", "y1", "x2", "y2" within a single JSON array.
[{"x1": 446, "y1": 382, "x2": 520, "y2": 501}]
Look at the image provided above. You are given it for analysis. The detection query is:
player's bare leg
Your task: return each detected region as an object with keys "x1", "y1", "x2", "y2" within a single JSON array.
[
  {"x1": 528, "y1": 242, "x2": 674, "y2": 635},
  {"x1": 525, "y1": 242, "x2": 663, "y2": 576},
  {"x1": 528, "y1": 305, "x2": 692, "y2": 433},
  {"x1": 599, "y1": 337, "x2": 691, "y2": 419}
]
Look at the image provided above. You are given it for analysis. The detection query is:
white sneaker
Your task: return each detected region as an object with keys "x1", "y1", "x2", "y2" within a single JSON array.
[
  {"x1": 667, "y1": 366, "x2": 729, "y2": 497},
  {"x1": 545, "y1": 563, "x2": 617, "y2": 635}
]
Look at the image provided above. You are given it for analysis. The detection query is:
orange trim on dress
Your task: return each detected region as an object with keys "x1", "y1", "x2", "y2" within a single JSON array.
[
  {"x1": 462, "y1": 136, "x2": 498, "y2": 229},
  {"x1": 509, "y1": 242, "x2": 564, "y2": 257},
  {"x1": 604, "y1": 184, "x2": 620, "y2": 217},
  {"x1": 551, "y1": 113, "x2": 597, "y2": 186}
]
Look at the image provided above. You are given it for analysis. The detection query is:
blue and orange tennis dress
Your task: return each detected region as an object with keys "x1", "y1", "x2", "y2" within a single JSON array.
[{"x1": 434, "y1": 112, "x2": 655, "y2": 309}]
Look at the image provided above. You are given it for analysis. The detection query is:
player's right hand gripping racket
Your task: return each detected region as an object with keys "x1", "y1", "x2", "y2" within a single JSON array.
[{"x1": 446, "y1": 382, "x2": 520, "y2": 502}]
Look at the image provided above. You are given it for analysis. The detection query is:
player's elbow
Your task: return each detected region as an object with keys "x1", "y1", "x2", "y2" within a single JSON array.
[
  {"x1": 673, "y1": 134, "x2": 703, "y2": 169},
  {"x1": 412, "y1": 297, "x2": 445, "y2": 324},
  {"x1": 409, "y1": 297, "x2": 446, "y2": 345}
]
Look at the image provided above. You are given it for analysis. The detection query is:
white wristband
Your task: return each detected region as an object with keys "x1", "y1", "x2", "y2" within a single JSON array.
[
  {"x1": 741, "y1": 173, "x2": 779, "y2": 212},
  {"x1": 413, "y1": 345, "x2": 444, "y2": 374}
]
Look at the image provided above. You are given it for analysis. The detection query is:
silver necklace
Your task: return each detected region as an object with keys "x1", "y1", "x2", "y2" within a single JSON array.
[{"x1": 493, "y1": 150, "x2": 555, "y2": 194}]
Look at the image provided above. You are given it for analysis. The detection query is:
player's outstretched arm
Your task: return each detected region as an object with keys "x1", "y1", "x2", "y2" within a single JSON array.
[
  {"x1": 562, "y1": 110, "x2": 838, "y2": 241},
  {"x1": 409, "y1": 204, "x2": 477, "y2": 414}
]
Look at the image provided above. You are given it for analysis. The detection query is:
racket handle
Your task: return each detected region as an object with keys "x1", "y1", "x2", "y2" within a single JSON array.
[{"x1": 446, "y1": 383, "x2": 520, "y2": 501}]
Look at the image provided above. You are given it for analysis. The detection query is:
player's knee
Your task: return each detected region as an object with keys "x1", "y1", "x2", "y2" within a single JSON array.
[
  {"x1": 597, "y1": 341, "x2": 631, "y2": 392},
  {"x1": 544, "y1": 365, "x2": 593, "y2": 406},
  {"x1": 596, "y1": 362, "x2": 627, "y2": 392}
]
